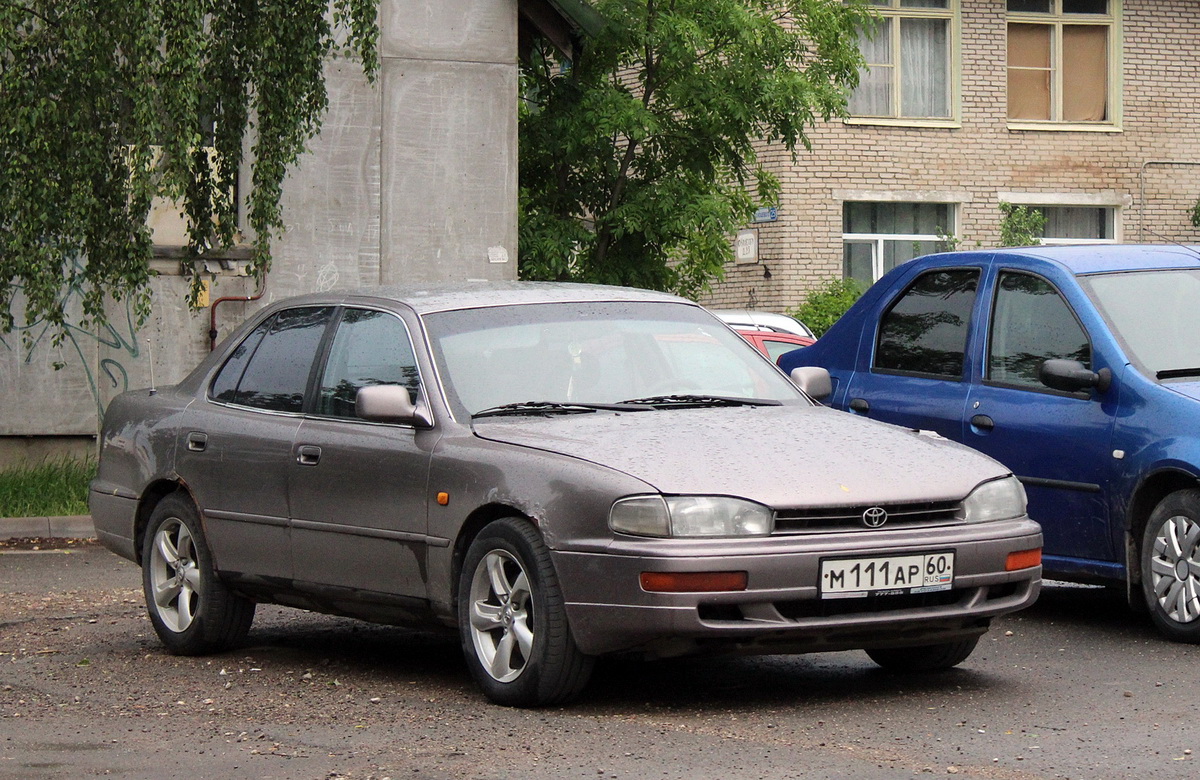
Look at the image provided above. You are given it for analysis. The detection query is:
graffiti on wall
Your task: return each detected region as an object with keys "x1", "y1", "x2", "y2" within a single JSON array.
[{"x1": 1, "y1": 259, "x2": 142, "y2": 421}]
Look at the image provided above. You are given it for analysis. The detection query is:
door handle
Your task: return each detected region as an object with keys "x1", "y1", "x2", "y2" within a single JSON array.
[
  {"x1": 296, "y1": 445, "x2": 322, "y2": 466},
  {"x1": 970, "y1": 414, "x2": 995, "y2": 432},
  {"x1": 849, "y1": 398, "x2": 870, "y2": 414},
  {"x1": 186, "y1": 432, "x2": 208, "y2": 452}
]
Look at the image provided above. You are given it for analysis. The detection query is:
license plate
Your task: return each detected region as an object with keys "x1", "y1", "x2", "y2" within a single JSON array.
[{"x1": 820, "y1": 552, "x2": 954, "y2": 599}]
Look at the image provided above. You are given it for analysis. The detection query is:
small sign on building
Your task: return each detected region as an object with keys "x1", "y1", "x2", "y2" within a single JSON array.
[{"x1": 735, "y1": 228, "x2": 759, "y2": 265}]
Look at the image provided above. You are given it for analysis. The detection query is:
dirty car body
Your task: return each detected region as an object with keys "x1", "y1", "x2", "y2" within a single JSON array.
[{"x1": 91, "y1": 283, "x2": 1042, "y2": 706}]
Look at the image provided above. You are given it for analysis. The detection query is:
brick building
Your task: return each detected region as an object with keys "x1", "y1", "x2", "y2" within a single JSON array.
[{"x1": 704, "y1": 0, "x2": 1200, "y2": 314}]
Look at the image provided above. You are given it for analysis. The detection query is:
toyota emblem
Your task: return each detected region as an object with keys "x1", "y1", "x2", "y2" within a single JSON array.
[{"x1": 862, "y1": 506, "x2": 888, "y2": 528}]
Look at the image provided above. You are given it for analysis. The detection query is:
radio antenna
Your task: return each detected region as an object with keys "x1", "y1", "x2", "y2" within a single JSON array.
[{"x1": 147, "y1": 337, "x2": 157, "y2": 395}]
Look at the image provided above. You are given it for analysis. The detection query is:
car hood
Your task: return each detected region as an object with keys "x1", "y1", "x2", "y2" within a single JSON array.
[
  {"x1": 471, "y1": 405, "x2": 1007, "y2": 508},
  {"x1": 1163, "y1": 379, "x2": 1200, "y2": 403}
]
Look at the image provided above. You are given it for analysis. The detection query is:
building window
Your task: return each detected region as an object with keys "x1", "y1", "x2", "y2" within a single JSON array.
[
  {"x1": 843, "y1": 201, "x2": 955, "y2": 286},
  {"x1": 1012, "y1": 205, "x2": 1115, "y2": 244},
  {"x1": 849, "y1": 0, "x2": 955, "y2": 121},
  {"x1": 1007, "y1": 0, "x2": 1117, "y2": 125}
]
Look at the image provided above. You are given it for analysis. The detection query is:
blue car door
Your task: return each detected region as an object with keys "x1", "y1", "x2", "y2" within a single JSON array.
[
  {"x1": 961, "y1": 267, "x2": 1119, "y2": 567},
  {"x1": 842, "y1": 265, "x2": 986, "y2": 440}
]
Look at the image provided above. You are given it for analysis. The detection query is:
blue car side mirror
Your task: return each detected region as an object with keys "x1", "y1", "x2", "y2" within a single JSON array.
[{"x1": 1039, "y1": 359, "x2": 1112, "y2": 394}]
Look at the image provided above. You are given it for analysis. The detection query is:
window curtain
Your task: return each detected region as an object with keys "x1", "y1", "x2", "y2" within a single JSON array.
[
  {"x1": 849, "y1": 19, "x2": 893, "y2": 116},
  {"x1": 901, "y1": 18, "x2": 950, "y2": 117},
  {"x1": 1043, "y1": 207, "x2": 1108, "y2": 239},
  {"x1": 1008, "y1": 23, "x2": 1052, "y2": 120},
  {"x1": 1063, "y1": 25, "x2": 1107, "y2": 121}
]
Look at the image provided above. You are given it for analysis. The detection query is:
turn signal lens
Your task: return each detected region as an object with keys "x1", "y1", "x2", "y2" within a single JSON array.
[
  {"x1": 640, "y1": 571, "x2": 748, "y2": 593},
  {"x1": 1006, "y1": 548, "x2": 1042, "y2": 571}
]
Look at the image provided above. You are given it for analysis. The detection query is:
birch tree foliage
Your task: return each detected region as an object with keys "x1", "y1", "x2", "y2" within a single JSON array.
[
  {"x1": 0, "y1": 0, "x2": 379, "y2": 338},
  {"x1": 518, "y1": 0, "x2": 870, "y2": 299}
]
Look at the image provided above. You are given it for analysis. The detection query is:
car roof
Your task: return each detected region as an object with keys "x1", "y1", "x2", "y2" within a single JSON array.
[
  {"x1": 953, "y1": 244, "x2": 1200, "y2": 276},
  {"x1": 264, "y1": 282, "x2": 691, "y2": 316}
]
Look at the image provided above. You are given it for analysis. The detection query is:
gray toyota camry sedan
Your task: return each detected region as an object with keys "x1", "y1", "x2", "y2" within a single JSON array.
[{"x1": 90, "y1": 282, "x2": 1042, "y2": 706}]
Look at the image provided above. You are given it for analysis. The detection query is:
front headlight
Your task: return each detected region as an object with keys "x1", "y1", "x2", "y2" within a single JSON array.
[
  {"x1": 609, "y1": 496, "x2": 774, "y2": 538},
  {"x1": 959, "y1": 476, "x2": 1027, "y2": 523}
]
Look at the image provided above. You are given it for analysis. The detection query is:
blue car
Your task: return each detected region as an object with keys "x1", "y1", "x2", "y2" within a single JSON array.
[{"x1": 781, "y1": 244, "x2": 1200, "y2": 641}]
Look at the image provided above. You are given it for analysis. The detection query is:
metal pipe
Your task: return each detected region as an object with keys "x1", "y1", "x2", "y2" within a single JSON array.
[
  {"x1": 209, "y1": 272, "x2": 267, "y2": 351},
  {"x1": 1138, "y1": 160, "x2": 1200, "y2": 242}
]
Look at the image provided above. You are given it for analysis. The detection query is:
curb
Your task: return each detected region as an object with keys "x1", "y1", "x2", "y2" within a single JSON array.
[{"x1": 0, "y1": 515, "x2": 95, "y2": 541}]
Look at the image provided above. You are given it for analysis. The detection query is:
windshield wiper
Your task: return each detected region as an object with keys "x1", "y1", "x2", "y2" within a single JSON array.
[
  {"x1": 471, "y1": 400, "x2": 648, "y2": 419},
  {"x1": 1156, "y1": 367, "x2": 1200, "y2": 380},
  {"x1": 616, "y1": 394, "x2": 782, "y2": 408}
]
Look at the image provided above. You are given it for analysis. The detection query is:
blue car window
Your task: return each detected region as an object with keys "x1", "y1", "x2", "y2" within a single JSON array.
[
  {"x1": 989, "y1": 272, "x2": 1090, "y2": 387},
  {"x1": 875, "y1": 268, "x2": 979, "y2": 378}
]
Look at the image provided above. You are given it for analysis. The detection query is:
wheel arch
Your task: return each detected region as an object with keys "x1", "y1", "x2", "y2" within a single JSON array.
[
  {"x1": 450, "y1": 503, "x2": 539, "y2": 610},
  {"x1": 1125, "y1": 468, "x2": 1200, "y2": 586},
  {"x1": 134, "y1": 479, "x2": 196, "y2": 565}
]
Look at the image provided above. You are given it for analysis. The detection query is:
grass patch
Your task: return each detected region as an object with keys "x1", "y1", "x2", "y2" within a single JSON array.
[{"x1": 0, "y1": 456, "x2": 96, "y2": 517}]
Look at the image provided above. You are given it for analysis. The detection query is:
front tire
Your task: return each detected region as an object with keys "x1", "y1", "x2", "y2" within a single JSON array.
[
  {"x1": 865, "y1": 637, "x2": 979, "y2": 672},
  {"x1": 141, "y1": 493, "x2": 255, "y2": 655},
  {"x1": 1141, "y1": 490, "x2": 1200, "y2": 642},
  {"x1": 458, "y1": 518, "x2": 594, "y2": 706}
]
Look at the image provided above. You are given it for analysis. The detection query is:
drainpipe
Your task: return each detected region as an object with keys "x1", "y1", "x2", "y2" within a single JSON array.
[
  {"x1": 1138, "y1": 160, "x2": 1200, "y2": 242},
  {"x1": 209, "y1": 273, "x2": 267, "y2": 351}
]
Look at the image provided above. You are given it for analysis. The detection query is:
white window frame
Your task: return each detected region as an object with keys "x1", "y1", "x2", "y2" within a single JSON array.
[
  {"x1": 842, "y1": 199, "x2": 958, "y2": 284},
  {"x1": 845, "y1": 0, "x2": 960, "y2": 128},
  {"x1": 998, "y1": 192, "x2": 1127, "y2": 244},
  {"x1": 1006, "y1": 0, "x2": 1123, "y2": 132}
]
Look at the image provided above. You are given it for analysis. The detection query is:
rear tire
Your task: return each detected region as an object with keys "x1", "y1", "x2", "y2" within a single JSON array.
[
  {"x1": 141, "y1": 493, "x2": 255, "y2": 655},
  {"x1": 1141, "y1": 490, "x2": 1200, "y2": 642},
  {"x1": 458, "y1": 518, "x2": 594, "y2": 706},
  {"x1": 865, "y1": 637, "x2": 979, "y2": 672}
]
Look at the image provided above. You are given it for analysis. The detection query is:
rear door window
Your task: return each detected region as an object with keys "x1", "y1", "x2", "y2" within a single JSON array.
[
  {"x1": 874, "y1": 269, "x2": 980, "y2": 379},
  {"x1": 211, "y1": 307, "x2": 334, "y2": 412}
]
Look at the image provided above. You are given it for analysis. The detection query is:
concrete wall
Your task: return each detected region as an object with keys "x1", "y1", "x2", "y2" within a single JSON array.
[{"x1": 0, "y1": 0, "x2": 520, "y2": 455}]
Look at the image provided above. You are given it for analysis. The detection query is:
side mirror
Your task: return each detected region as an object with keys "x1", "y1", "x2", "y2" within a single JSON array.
[
  {"x1": 790, "y1": 366, "x2": 832, "y2": 401},
  {"x1": 1039, "y1": 359, "x2": 1112, "y2": 394},
  {"x1": 356, "y1": 385, "x2": 432, "y2": 427}
]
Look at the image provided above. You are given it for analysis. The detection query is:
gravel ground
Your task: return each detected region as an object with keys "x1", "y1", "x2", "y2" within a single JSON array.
[{"x1": 4, "y1": 546, "x2": 1200, "y2": 780}]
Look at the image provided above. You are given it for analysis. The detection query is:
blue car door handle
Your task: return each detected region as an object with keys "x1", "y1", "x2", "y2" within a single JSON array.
[
  {"x1": 849, "y1": 398, "x2": 870, "y2": 414},
  {"x1": 296, "y1": 445, "x2": 322, "y2": 466},
  {"x1": 970, "y1": 414, "x2": 995, "y2": 432}
]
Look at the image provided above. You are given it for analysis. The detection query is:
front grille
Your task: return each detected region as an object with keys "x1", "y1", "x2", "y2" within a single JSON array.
[{"x1": 773, "y1": 500, "x2": 960, "y2": 534}]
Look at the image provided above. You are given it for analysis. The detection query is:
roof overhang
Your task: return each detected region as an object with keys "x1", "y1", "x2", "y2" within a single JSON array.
[{"x1": 517, "y1": 0, "x2": 605, "y2": 62}]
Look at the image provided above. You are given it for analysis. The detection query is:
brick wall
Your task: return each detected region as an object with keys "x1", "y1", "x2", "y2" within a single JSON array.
[{"x1": 703, "y1": 0, "x2": 1200, "y2": 312}]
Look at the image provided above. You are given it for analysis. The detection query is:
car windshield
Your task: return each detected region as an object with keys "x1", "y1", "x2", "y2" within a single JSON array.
[
  {"x1": 1082, "y1": 268, "x2": 1200, "y2": 380},
  {"x1": 423, "y1": 301, "x2": 805, "y2": 418}
]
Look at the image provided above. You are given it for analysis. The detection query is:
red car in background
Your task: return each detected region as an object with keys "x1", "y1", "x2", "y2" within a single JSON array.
[{"x1": 736, "y1": 328, "x2": 815, "y2": 364}]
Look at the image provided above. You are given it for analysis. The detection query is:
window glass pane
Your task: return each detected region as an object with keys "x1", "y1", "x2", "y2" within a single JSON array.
[
  {"x1": 844, "y1": 242, "x2": 875, "y2": 287},
  {"x1": 1008, "y1": 0, "x2": 1051, "y2": 11},
  {"x1": 211, "y1": 318, "x2": 271, "y2": 403},
  {"x1": 1063, "y1": 25, "x2": 1107, "y2": 121},
  {"x1": 844, "y1": 201, "x2": 876, "y2": 233},
  {"x1": 1008, "y1": 23, "x2": 1052, "y2": 120},
  {"x1": 875, "y1": 269, "x2": 979, "y2": 378},
  {"x1": 234, "y1": 307, "x2": 333, "y2": 412},
  {"x1": 989, "y1": 273, "x2": 1090, "y2": 387},
  {"x1": 1063, "y1": 0, "x2": 1107, "y2": 13},
  {"x1": 900, "y1": 18, "x2": 950, "y2": 117},
  {"x1": 883, "y1": 239, "x2": 941, "y2": 274},
  {"x1": 901, "y1": 0, "x2": 949, "y2": 7},
  {"x1": 1041, "y1": 207, "x2": 1111, "y2": 239},
  {"x1": 318, "y1": 309, "x2": 421, "y2": 419},
  {"x1": 849, "y1": 19, "x2": 893, "y2": 116}
]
